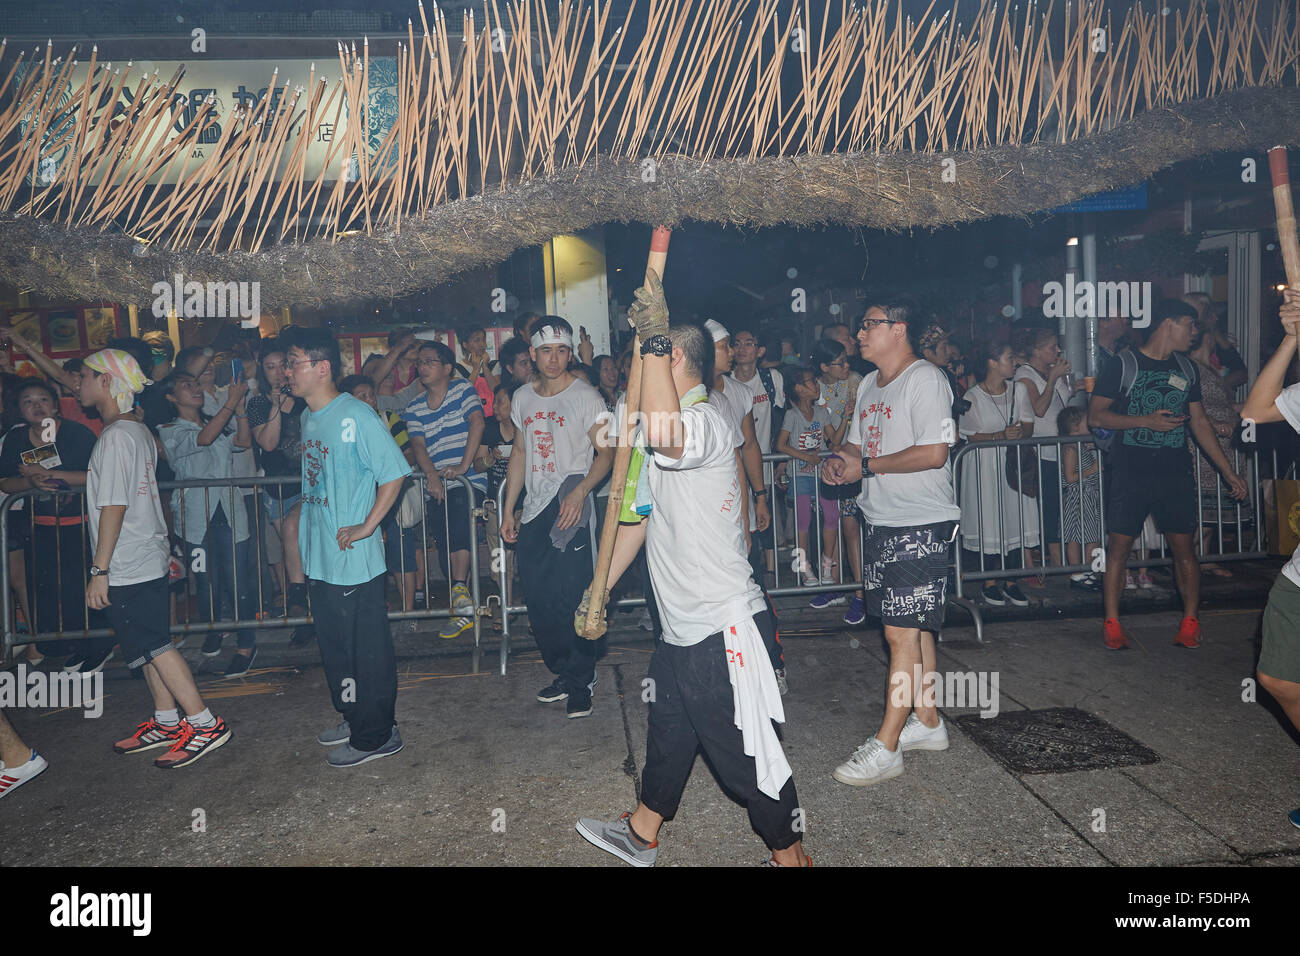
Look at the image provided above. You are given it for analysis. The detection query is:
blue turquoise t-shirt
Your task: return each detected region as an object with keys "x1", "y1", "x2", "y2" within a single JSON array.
[{"x1": 299, "y1": 393, "x2": 413, "y2": 586}]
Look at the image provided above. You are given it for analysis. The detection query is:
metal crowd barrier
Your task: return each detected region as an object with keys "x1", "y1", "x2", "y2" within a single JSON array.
[
  {"x1": 950, "y1": 433, "x2": 1277, "y2": 604},
  {"x1": 0, "y1": 472, "x2": 488, "y2": 673}
]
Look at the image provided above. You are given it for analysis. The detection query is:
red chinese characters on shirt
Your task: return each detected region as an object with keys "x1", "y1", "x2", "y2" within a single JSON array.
[
  {"x1": 860, "y1": 403, "x2": 890, "y2": 459},
  {"x1": 525, "y1": 410, "x2": 566, "y2": 475}
]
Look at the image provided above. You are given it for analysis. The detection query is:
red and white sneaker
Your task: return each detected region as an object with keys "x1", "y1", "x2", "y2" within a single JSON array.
[
  {"x1": 1103, "y1": 617, "x2": 1129, "y2": 650},
  {"x1": 154, "y1": 717, "x2": 231, "y2": 769},
  {"x1": 113, "y1": 717, "x2": 184, "y2": 754},
  {"x1": 0, "y1": 749, "x2": 48, "y2": 801},
  {"x1": 1174, "y1": 616, "x2": 1201, "y2": 649}
]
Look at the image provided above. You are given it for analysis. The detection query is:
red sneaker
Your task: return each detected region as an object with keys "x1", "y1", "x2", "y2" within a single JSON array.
[
  {"x1": 154, "y1": 717, "x2": 232, "y2": 769},
  {"x1": 1103, "y1": 618, "x2": 1129, "y2": 650},
  {"x1": 1174, "y1": 616, "x2": 1201, "y2": 648},
  {"x1": 113, "y1": 717, "x2": 184, "y2": 754}
]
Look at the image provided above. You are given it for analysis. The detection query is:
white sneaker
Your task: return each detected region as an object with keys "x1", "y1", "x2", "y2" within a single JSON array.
[
  {"x1": 637, "y1": 608, "x2": 654, "y2": 631},
  {"x1": 832, "y1": 736, "x2": 903, "y2": 786},
  {"x1": 451, "y1": 584, "x2": 474, "y2": 616},
  {"x1": 898, "y1": 714, "x2": 949, "y2": 752},
  {"x1": 0, "y1": 749, "x2": 49, "y2": 801},
  {"x1": 819, "y1": 562, "x2": 836, "y2": 584},
  {"x1": 800, "y1": 570, "x2": 820, "y2": 588}
]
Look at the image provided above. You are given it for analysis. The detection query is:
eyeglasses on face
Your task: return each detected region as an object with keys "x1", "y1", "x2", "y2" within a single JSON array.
[
  {"x1": 285, "y1": 358, "x2": 320, "y2": 370},
  {"x1": 859, "y1": 317, "x2": 901, "y2": 332},
  {"x1": 827, "y1": 358, "x2": 849, "y2": 367},
  {"x1": 417, "y1": 357, "x2": 445, "y2": 367}
]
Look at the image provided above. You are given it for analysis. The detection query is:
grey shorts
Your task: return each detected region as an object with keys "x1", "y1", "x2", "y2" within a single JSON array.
[{"x1": 1260, "y1": 574, "x2": 1300, "y2": 684}]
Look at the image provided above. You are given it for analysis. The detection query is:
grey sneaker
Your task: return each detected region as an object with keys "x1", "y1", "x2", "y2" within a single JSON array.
[
  {"x1": 317, "y1": 719, "x2": 351, "y2": 747},
  {"x1": 439, "y1": 616, "x2": 473, "y2": 639},
  {"x1": 327, "y1": 726, "x2": 403, "y2": 767},
  {"x1": 898, "y1": 714, "x2": 949, "y2": 752},
  {"x1": 450, "y1": 583, "x2": 474, "y2": 616},
  {"x1": 775, "y1": 667, "x2": 789, "y2": 696},
  {"x1": 575, "y1": 812, "x2": 658, "y2": 867}
]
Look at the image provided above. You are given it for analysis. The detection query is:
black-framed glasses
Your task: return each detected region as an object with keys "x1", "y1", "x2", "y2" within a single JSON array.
[
  {"x1": 860, "y1": 317, "x2": 901, "y2": 332},
  {"x1": 827, "y1": 357, "x2": 850, "y2": 367},
  {"x1": 285, "y1": 358, "x2": 320, "y2": 370}
]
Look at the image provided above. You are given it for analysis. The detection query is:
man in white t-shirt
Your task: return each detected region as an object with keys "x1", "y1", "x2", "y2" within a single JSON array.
[
  {"x1": 823, "y1": 302, "x2": 960, "y2": 787},
  {"x1": 79, "y1": 349, "x2": 232, "y2": 770},
  {"x1": 501, "y1": 317, "x2": 613, "y2": 719},
  {"x1": 727, "y1": 325, "x2": 784, "y2": 574},
  {"x1": 576, "y1": 290, "x2": 807, "y2": 867},
  {"x1": 1240, "y1": 288, "x2": 1300, "y2": 830},
  {"x1": 705, "y1": 320, "x2": 771, "y2": 550}
]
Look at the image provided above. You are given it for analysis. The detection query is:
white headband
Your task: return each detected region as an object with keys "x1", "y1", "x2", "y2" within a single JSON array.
[
  {"x1": 704, "y1": 319, "x2": 729, "y2": 343},
  {"x1": 530, "y1": 324, "x2": 573, "y2": 349}
]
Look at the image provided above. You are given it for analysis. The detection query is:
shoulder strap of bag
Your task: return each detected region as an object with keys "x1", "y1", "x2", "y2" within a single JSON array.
[{"x1": 1117, "y1": 348, "x2": 1139, "y2": 404}]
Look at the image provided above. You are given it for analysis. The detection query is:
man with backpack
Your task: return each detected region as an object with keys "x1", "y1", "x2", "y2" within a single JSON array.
[{"x1": 1088, "y1": 299, "x2": 1248, "y2": 650}]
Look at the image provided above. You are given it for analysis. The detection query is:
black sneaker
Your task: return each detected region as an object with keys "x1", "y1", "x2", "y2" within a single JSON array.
[
  {"x1": 1001, "y1": 583, "x2": 1030, "y2": 607},
  {"x1": 566, "y1": 691, "x2": 593, "y2": 719},
  {"x1": 289, "y1": 625, "x2": 316, "y2": 647},
  {"x1": 1070, "y1": 573, "x2": 1102, "y2": 592},
  {"x1": 224, "y1": 648, "x2": 257, "y2": 676},
  {"x1": 61, "y1": 653, "x2": 86, "y2": 674},
  {"x1": 80, "y1": 645, "x2": 115, "y2": 675},
  {"x1": 201, "y1": 632, "x2": 225, "y2": 657},
  {"x1": 981, "y1": 585, "x2": 1006, "y2": 607},
  {"x1": 536, "y1": 678, "x2": 568, "y2": 703}
]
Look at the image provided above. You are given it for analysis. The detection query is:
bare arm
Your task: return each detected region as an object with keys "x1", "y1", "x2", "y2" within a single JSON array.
[
  {"x1": 866, "y1": 442, "x2": 950, "y2": 475},
  {"x1": 1241, "y1": 291, "x2": 1300, "y2": 425},
  {"x1": 0, "y1": 329, "x2": 78, "y2": 391},
  {"x1": 92, "y1": 504, "x2": 127, "y2": 569}
]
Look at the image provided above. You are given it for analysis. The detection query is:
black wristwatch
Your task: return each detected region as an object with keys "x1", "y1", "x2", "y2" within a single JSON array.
[
  {"x1": 753, "y1": 488, "x2": 768, "y2": 497},
  {"x1": 862, "y1": 456, "x2": 875, "y2": 478},
  {"x1": 639, "y1": 334, "x2": 672, "y2": 357},
  {"x1": 89, "y1": 565, "x2": 109, "y2": 577}
]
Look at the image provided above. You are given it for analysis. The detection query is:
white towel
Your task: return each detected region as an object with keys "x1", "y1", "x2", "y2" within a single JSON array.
[{"x1": 723, "y1": 617, "x2": 792, "y2": 800}]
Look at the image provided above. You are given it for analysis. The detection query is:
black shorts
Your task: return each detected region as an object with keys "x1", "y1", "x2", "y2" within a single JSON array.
[
  {"x1": 102, "y1": 575, "x2": 174, "y2": 669},
  {"x1": 6, "y1": 509, "x2": 28, "y2": 553},
  {"x1": 863, "y1": 520, "x2": 956, "y2": 632},
  {"x1": 426, "y1": 483, "x2": 484, "y2": 557},
  {"x1": 1106, "y1": 460, "x2": 1197, "y2": 538}
]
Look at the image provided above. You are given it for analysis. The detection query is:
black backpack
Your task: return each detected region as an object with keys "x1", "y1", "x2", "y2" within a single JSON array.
[{"x1": 757, "y1": 366, "x2": 783, "y2": 449}]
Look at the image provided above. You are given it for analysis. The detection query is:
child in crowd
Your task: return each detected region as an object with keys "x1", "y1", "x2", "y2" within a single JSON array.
[
  {"x1": 1058, "y1": 406, "x2": 1103, "y2": 591},
  {"x1": 776, "y1": 367, "x2": 846, "y2": 587}
]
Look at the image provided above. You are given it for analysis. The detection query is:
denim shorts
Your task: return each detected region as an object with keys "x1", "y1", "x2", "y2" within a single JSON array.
[{"x1": 262, "y1": 490, "x2": 303, "y2": 523}]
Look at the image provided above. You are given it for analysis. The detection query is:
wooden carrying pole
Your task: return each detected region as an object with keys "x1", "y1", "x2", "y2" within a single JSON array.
[
  {"x1": 583, "y1": 225, "x2": 671, "y2": 639},
  {"x1": 1269, "y1": 146, "x2": 1300, "y2": 288}
]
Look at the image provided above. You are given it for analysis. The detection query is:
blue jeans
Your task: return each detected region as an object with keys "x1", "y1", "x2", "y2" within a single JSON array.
[{"x1": 193, "y1": 507, "x2": 258, "y2": 649}]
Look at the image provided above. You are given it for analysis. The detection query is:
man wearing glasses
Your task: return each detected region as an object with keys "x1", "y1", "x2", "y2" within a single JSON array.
[
  {"x1": 286, "y1": 331, "x2": 412, "y2": 767},
  {"x1": 403, "y1": 341, "x2": 488, "y2": 640},
  {"x1": 823, "y1": 302, "x2": 960, "y2": 786}
]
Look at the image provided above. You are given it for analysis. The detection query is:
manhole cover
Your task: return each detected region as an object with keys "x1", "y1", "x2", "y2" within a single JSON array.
[{"x1": 953, "y1": 707, "x2": 1160, "y2": 774}]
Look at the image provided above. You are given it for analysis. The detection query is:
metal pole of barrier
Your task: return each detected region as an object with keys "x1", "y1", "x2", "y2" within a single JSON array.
[
  {"x1": 459, "y1": 474, "x2": 481, "y2": 676},
  {"x1": 1, "y1": 495, "x2": 10, "y2": 662},
  {"x1": 496, "y1": 482, "x2": 511, "y2": 676}
]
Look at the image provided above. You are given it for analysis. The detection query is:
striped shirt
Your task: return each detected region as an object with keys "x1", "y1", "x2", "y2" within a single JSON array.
[{"x1": 403, "y1": 380, "x2": 486, "y2": 491}]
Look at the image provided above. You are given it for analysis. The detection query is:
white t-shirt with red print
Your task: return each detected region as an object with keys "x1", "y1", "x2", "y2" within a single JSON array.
[
  {"x1": 847, "y1": 359, "x2": 961, "y2": 527},
  {"x1": 510, "y1": 377, "x2": 611, "y2": 525}
]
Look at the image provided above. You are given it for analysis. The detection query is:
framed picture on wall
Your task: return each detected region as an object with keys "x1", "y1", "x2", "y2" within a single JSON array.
[{"x1": 47, "y1": 309, "x2": 82, "y2": 355}]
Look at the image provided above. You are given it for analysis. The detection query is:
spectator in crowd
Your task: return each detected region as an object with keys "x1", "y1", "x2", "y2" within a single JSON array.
[
  {"x1": 375, "y1": 328, "x2": 421, "y2": 396},
  {"x1": 499, "y1": 336, "x2": 535, "y2": 391},
  {"x1": 777, "y1": 332, "x2": 800, "y2": 366},
  {"x1": 1187, "y1": 316, "x2": 1248, "y2": 579},
  {"x1": 404, "y1": 340, "x2": 487, "y2": 640},
  {"x1": 591, "y1": 355, "x2": 620, "y2": 412},
  {"x1": 0, "y1": 709, "x2": 46, "y2": 800},
  {"x1": 339, "y1": 374, "x2": 420, "y2": 612},
  {"x1": 0, "y1": 377, "x2": 35, "y2": 662},
  {"x1": 760, "y1": 333, "x2": 786, "y2": 371},
  {"x1": 616, "y1": 345, "x2": 634, "y2": 391},
  {"x1": 824, "y1": 321, "x2": 872, "y2": 376},
  {"x1": 777, "y1": 366, "x2": 845, "y2": 588},
  {"x1": 1239, "y1": 287, "x2": 1300, "y2": 829},
  {"x1": 0, "y1": 328, "x2": 102, "y2": 436},
  {"x1": 81, "y1": 348, "x2": 232, "y2": 769},
  {"x1": 1012, "y1": 327, "x2": 1074, "y2": 571},
  {"x1": 501, "y1": 317, "x2": 613, "y2": 719},
  {"x1": 140, "y1": 332, "x2": 176, "y2": 380},
  {"x1": 1088, "y1": 298, "x2": 1248, "y2": 650},
  {"x1": 150, "y1": 372, "x2": 259, "y2": 675},
  {"x1": 824, "y1": 302, "x2": 960, "y2": 786},
  {"x1": 1185, "y1": 292, "x2": 1247, "y2": 391},
  {"x1": 808, "y1": 337, "x2": 864, "y2": 619},
  {"x1": 476, "y1": 382, "x2": 519, "y2": 605},
  {"x1": 0, "y1": 379, "x2": 108, "y2": 671},
  {"x1": 1096, "y1": 310, "x2": 1129, "y2": 368},
  {"x1": 460, "y1": 325, "x2": 499, "y2": 416},
  {"x1": 513, "y1": 311, "x2": 542, "y2": 344},
  {"x1": 957, "y1": 340, "x2": 1036, "y2": 607},
  {"x1": 246, "y1": 337, "x2": 310, "y2": 641},
  {"x1": 1057, "y1": 406, "x2": 1102, "y2": 591},
  {"x1": 287, "y1": 330, "x2": 410, "y2": 767},
  {"x1": 727, "y1": 325, "x2": 784, "y2": 581}
]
